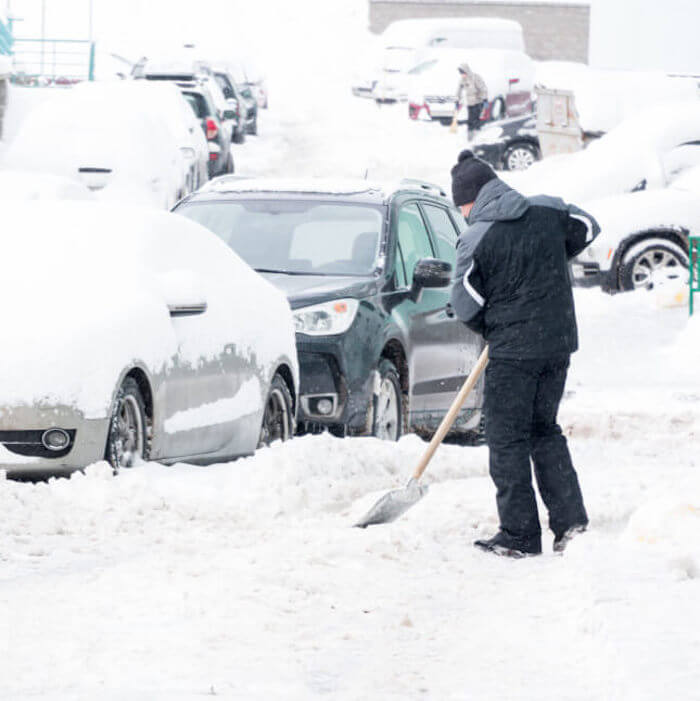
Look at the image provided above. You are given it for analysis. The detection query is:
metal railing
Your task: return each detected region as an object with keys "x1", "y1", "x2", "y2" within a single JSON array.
[
  {"x1": 690, "y1": 236, "x2": 699, "y2": 316},
  {"x1": 0, "y1": 17, "x2": 13, "y2": 56},
  {"x1": 10, "y1": 38, "x2": 95, "y2": 85}
]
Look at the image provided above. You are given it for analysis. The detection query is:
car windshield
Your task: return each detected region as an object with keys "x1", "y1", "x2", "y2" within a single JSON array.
[{"x1": 178, "y1": 200, "x2": 385, "y2": 276}]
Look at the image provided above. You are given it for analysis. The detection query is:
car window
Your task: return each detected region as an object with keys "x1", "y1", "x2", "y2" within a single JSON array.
[
  {"x1": 449, "y1": 208, "x2": 468, "y2": 235},
  {"x1": 396, "y1": 203, "x2": 434, "y2": 287},
  {"x1": 421, "y1": 204, "x2": 458, "y2": 268},
  {"x1": 215, "y1": 73, "x2": 235, "y2": 100},
  {"x1": 182, "y1": 92, "x2": 207, "y2": 119},
  {"x1": 177, "y1": 200, "x2": 384, "y2": 276}
]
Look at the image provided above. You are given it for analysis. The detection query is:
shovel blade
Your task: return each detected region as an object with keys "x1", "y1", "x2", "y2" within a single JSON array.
[{"x1": 353, "y1": 478, "x2": 428, "y2": 528}]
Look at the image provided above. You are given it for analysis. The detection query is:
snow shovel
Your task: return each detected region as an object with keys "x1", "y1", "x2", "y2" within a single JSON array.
[
  {"x1": 354, "y1": 346, "x2": 489, "y2": 528},
  {"x1": 449, "y1": 111, "x2": 459, "y2": 134}
]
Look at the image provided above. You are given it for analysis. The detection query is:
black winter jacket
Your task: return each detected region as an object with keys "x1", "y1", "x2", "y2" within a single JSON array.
[{"x1": 450, "y1": 178, "x2": 600, "y2": 360}]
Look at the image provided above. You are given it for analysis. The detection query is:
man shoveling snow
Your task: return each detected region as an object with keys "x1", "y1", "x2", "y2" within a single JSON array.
[{"x1": 450, "y1": 150, "x2": 600, "y2": 558}]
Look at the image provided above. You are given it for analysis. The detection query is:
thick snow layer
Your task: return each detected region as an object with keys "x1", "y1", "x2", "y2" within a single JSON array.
[
  {"x1": 2, "y1": 88, "x2": 185, "y2": 208},
  {"x1": 0, "y1": 202, "x2": 296, "y2": 418},
  {"x1": 0, "y1": 170, "x2": 94, "y2": 201},
  {"x1": 534, "y1": 61, "x2": 698, "y2": 134},
  {"x1": 506, "y1": 100, "x2": 700, "y2": 202}
]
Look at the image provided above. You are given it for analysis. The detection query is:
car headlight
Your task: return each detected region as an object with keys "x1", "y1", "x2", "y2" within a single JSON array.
[{"x1": 293, "y1": 299, "x2": 359, "y2": 336}]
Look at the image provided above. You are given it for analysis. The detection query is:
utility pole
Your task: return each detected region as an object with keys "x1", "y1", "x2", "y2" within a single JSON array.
[{"x1": 40, "y1": 0, "x2": 45, "y2": 74}]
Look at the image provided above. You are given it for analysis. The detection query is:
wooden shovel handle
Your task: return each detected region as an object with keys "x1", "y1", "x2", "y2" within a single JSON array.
[{"x1": 412, "y1": 346, "x2": 489, "y2": 481}]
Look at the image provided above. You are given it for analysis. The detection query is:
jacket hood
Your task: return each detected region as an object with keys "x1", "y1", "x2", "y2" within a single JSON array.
[{"x1": 468, "y1": 178, "x2": 529, "y2": 224}]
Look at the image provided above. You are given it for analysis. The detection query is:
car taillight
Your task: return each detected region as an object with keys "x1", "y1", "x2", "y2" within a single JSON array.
[
  {"x1": 206, "y1": 117, "x2": 219, "y2": 140},
  {"x1": 209, "y1": 152, "x2": 219, "y2": 161}
]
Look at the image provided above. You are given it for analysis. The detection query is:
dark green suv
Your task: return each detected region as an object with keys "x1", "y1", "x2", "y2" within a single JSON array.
[{"x1": 174, "y1": 177, "x2": 485, "y2": 440}]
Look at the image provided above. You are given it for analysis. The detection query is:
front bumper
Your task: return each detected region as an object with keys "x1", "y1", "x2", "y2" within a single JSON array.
[
  {"x1": 570, "y1": 261, "x2": 617, "y2": 291},
  {"x1": 0, "y1": 404, "x2": 110, "y2": 475},
  {"x1": 295, "y1": 331, "x2": 379, "y2": 435}
]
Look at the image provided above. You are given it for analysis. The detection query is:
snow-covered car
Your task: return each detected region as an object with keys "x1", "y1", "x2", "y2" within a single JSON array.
[
  {"x1": 471, "y1": 113, "x2": 541, "y2": 171},
  {"x1": 372, "y1": 17, "x2": 525, "y2": 103},
  {"x1": 405, "y1": 48, "x2": 534, "y2": 123},
  {"x1": 3, "y1": 89, "x2": 187, "y2": 209},
  {"x1": 73, "y1": 80, "x2": 210, "y2": 193},
  {"x1": 507, "y1": 100, "x2": 700, "y2": 203},
  {"x1": 571, "y1": 165, "x2": 699, "y2": 292},
  {"x1": 0, "y1": 170, "x2": 94, "y2": 200},
  {"x1": 0, "y1": 202, "x2": 298, "y2": 475}
]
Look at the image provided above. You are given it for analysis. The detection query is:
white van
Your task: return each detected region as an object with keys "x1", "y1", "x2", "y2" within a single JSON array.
[
  {"x1": 406, "y1": 47, "x2": 535, "y2": 124},
  {"x1": 372, "y1": 17, "x2": 526, "y2": 102}
]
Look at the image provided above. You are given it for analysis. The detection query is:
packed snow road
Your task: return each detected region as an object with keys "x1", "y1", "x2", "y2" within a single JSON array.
[{"x1": 1, "y1": 290, "x2": 698, "y2": 700}]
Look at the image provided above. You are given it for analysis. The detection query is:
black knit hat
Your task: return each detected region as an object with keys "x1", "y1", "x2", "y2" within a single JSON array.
[{"x1": 451, "y1": 149, "x2": 497, "y2": 207}]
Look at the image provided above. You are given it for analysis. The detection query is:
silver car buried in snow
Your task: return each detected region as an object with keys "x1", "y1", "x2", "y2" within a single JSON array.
[{"x1": 0, "y1": 202, "x2": 298, "y2": 476}]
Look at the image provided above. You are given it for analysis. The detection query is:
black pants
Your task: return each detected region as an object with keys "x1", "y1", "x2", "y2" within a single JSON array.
[
  {"x1": 467, "y1": 104, "x2": 482, "y2": 134},
  {"x1": 483, "y1": 356, "x2": 588, "y2": 548}
]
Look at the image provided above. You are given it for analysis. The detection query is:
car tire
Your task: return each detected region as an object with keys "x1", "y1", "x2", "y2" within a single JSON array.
[
  {"x1": 372, "y1": 359, "x2": 403, "y2": 442},
  {"x1": 503, "y1": 142, "x2": 539, "y2": 171},
  {"x1": 225, "y1": 152, "x2": 235, "y2": 174},
  {"x1": 105, "y1": 377, "x2": 150, "y2": 470},
  {"x1": 233, "y1": 128, "x2": 246, "y2": 145},
  {"x1": 258, "y1": 374, "x2": 294, "y2": 448},
  {"x1": 249, "y1": 117, "x2": 258, "y2": 136},
  {"x1": 618, "y1": 237, "x2": 689, "y2": 291}
]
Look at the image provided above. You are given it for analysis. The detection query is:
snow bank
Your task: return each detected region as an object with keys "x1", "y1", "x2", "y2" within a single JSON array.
[
  {"x1": 507, "y1": 100, "x2": 700, "y2": 202},
  {"x1": 535, "y1": 61, "x2": 698, "y2": 134}
]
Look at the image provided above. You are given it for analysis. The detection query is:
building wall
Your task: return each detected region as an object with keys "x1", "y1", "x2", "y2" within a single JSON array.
[{"x1": 369, "y1": 1, "x2": 590, "y2": 63}]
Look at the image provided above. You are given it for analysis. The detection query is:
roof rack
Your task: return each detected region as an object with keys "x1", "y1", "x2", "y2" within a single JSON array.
[{"x1": 399, "y1": 178, "x2": 448, "y2": 198}]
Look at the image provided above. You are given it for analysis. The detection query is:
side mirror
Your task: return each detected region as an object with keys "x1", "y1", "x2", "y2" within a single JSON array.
[{"x1": 410, "y1": 258, "x2": 452, "y2": 301}]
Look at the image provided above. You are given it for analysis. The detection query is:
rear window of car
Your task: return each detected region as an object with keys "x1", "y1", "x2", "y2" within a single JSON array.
[{"x1": 182, "y1": 92, "x2": 207, "y2": 119}]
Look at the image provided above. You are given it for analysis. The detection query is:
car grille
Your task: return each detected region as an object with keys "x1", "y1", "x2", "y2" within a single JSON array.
[
  {"x1": 425, "y1": 96, "x2": 455, "y2": 104},
  {"x1": 0, "y1": 430, "x2": 76, "y2": 459}
]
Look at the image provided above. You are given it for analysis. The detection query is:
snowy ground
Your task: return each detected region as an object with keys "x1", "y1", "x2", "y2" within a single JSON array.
[
  {"x1": 2, "y1": 1, "x2": 700, "y2": 698},
  {"x1": 1, "y1": 283, "x2": 698, "y2": 700}
]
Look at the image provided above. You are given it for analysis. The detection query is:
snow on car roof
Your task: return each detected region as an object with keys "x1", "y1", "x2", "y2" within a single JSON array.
[{"x1": 200, "y1": 176, "x2": 448, "y2": 201}]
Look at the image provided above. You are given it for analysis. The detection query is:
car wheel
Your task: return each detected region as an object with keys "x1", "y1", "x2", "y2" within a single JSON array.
[
  {"x1": 248, "y1": 117, "x2": 258, "y2": 136},
  {"x1": 225, "y1": 152, "x2": 235, "y2": 174},
  {"x1": 372, "y1": 359, "x2": 403, "y2": 441},
  {"x1": 106, "y1": 377, "x2": 149, "y2": 470},
  {"x1": 618, "y1": 238, "x2": 689, "y2": 291},
  {"x1": 233, "y1": 128, "x2": 246, "y2": 145},
  {"x1": 258, "y1": 374, "x2": 294, "y2": 447},
  {"x1": 503, "y1": 142, "x2": 539, "y2": 171}
]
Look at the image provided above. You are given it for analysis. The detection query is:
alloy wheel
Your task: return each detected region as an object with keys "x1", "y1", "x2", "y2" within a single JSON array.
[
  {"x1": 374, "y1": 377, "x2": 400, "y2": 441},
  {"x1": 114, "y1": 394, "x2": 145, "y2": 468},
  {"x1": 506, "y1": 146, "x2": 536, "y2": 171},
  {"x1": 631, "y1": 248, "x2": 684, "y2": 289}
]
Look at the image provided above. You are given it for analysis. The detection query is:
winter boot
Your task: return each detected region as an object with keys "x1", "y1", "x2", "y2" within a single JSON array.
[
  {"x1": 474, "y1": 530, "x2": 542, "y2": 558},
  {"x1": 553, "y1": 524, "x2": 587, "y2": 553}
]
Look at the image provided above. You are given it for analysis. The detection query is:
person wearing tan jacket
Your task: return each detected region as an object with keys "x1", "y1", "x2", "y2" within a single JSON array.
[{"x1": 455, "y1": 63, "x2": 488, "y2": 139}]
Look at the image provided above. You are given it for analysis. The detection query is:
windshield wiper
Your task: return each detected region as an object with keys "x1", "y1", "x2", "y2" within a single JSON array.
[{"x1": 253, "y1": 268, "x2": 326, "y2": 276}]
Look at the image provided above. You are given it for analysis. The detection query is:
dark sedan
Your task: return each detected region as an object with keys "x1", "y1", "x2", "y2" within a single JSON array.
[
  {"x1": 174, "y1": 178, "x2": 485, "y2": 441},
  {"x1": 471, "y1": 113, "x2": 541, "y2": 171}
]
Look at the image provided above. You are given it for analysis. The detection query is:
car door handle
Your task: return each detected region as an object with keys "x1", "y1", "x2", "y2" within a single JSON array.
[{"x1": 445, "y1": 303, "x2": 456, "y2": 318}]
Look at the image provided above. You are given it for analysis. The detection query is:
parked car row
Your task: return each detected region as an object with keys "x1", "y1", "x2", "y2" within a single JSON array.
[
  {"x1": 2, "y1": 54, "x2": 269, "y2": 208},
  {"x1": 0, "y1": 177, "x2": 486, "y2": 477}
]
